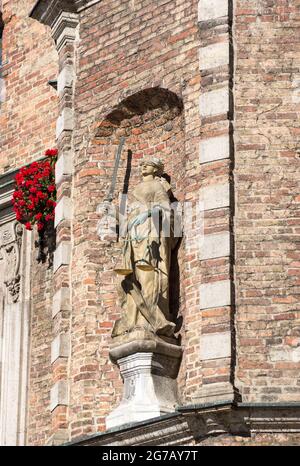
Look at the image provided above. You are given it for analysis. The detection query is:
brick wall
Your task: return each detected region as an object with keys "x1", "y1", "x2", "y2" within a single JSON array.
[
  {"x1": 0, "y1": 0, "x2": 58, "y2": 445},
  {"x1": 0, "y1": 0, "x2": 58, "y2": 171},
  {"x1": 234, "y1": 0, "x2": 300, "y2": 402}
]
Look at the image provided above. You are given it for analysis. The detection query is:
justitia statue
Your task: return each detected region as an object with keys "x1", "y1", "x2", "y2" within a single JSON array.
[
  {"x1": 112, "y1": 158, "x2": 179, "y2": 339},
  {"x1": 107, "y1": 157, "x2": 183, "y2": 429}
]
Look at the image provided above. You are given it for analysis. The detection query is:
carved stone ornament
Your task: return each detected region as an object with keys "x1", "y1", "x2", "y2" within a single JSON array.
[{"x1": 0, "y1": 222, "x2": 23, "y2": 303}]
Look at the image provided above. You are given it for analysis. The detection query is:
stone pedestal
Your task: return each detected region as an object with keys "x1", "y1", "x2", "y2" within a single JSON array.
[{"x1": 106, "y1": 330, "x2": 182, "y2": 430}]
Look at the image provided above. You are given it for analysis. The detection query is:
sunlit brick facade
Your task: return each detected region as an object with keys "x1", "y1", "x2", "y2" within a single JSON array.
[{"x1": 0, "y1": 0, "x2": 300, "y2": 446}]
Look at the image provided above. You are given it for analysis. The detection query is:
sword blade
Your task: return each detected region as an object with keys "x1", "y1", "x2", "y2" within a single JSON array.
[{"x1": 106, "y1": 136, "x2": 125, "y2": 202}]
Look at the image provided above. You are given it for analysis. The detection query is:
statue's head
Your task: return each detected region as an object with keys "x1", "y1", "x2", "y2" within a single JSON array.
[{"x1": 140, "y1": 158, "x2": 164, "y2": 178}]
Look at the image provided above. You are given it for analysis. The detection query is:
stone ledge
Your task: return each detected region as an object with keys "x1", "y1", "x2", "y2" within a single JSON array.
[
  {"x1": 192, "y1": 382, "x2": 235, "y2": 405},
  {"x1": 110, "y1": 330, "x2": 182, "y2": 363},
  {"x1": 65, "y1": 404, "x2": 300, "y2": 446}
]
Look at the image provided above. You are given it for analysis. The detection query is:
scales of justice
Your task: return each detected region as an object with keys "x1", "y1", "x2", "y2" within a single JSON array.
[{"x1": 105, "y1": 137, "x2": 183, "y2": 429}]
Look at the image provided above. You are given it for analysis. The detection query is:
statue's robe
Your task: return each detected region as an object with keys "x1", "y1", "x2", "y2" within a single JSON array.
[{"x1": 112, "y1": 178, "x2": 177, "y2": 337}]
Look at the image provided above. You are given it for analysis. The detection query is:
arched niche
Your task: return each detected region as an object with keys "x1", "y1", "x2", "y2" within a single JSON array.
[{"x1": 91, "y1": 86, "x2": 186, "y2": 327}]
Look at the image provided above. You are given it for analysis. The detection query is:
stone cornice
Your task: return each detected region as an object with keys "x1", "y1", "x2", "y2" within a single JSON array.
[
  {"x1": 29, "y1": 0, "x2": 100, "y2": 27},
  {"x1": 65, "y1": 404, "x2": 300, "y2": 446},
  {"x1": 30, "y1": 1, "x2": 76, "y2": 27}
]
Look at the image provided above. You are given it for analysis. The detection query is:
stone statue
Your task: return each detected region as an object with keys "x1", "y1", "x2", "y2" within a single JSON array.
[{"x1": 112, "y1": 158, "x2": 179, "y2": 339}]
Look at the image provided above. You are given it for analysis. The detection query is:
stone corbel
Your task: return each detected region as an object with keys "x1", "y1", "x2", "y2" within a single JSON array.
[
  {"x1": 29, "y1": 0, "x2": 85, "y2": 51},
  {"x1": 51, "y1": 12, "x2": 79, "y2": 52},
  {"x1": 29, "y1": 0, "x2": 93, "y2": 27}
]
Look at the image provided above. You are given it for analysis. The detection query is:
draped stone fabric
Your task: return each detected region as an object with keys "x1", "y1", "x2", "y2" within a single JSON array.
[{"x1": 112, "y1": 176, "x2": 178, "y2": 338}]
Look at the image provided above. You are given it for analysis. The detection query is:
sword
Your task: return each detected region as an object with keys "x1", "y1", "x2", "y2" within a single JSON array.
[{"x1": 105, "y1": 136, "x2": 126, "y2": 203}]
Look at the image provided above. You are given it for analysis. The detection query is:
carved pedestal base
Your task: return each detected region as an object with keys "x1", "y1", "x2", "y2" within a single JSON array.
[{"x1": 106, "y1": 331, "x2": 182, "y2": 430}]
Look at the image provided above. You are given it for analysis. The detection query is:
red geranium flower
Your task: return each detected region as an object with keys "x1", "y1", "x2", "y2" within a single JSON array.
[
  {"x1": 45, "y1": 149, "x2": 58, "y2": 157},
  {"x1": 13, "y1": 190, "x2": 23, "y2": 200},
  {"x1": 46, "y1": 199, "x2": 56, "y2": 207},
  {"x1": 36, "y1": 191, "x2": 46, "y2": 199},
  {"x1": 13, "y1": 148, "x2": 57, "y2": 234}
]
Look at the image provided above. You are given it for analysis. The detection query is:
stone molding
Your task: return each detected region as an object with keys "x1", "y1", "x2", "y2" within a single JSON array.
[
  {"x1": 109, "y1": 330, "x2": 182, "y2": 363},
  {"x1": 51, "y1": 11, "x2": 79, "y2": 52},
  {"x1": 68, "y1": 404, "x2": 300, "y2": 446},
  {"x1": 0, "y1": 170, "x2": 31, "y2": 445},
  {"x1": 29, "y1": 0, "x2": 95, "y2": 27}
]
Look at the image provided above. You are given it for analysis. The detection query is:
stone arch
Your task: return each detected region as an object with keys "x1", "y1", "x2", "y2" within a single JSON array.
[
  {"x1": 92, "y1": 87, "x2": 186, "y2": 204},
  {"x1": 95, "y1": 87, "x2": 183, "y2": 138}
]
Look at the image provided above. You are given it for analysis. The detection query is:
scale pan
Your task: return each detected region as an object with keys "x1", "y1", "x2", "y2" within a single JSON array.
[
  {"x1": 114, "y1": 268, "x2": 133, "y2": 276},
  {"x1": 136, "y1": 263, "x2": 155, "y2": 272}
]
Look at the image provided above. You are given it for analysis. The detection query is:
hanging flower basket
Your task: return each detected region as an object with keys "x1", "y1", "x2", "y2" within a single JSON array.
[{"x1": 12, "y1": 148, "x2": 58, "y2": 265}]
